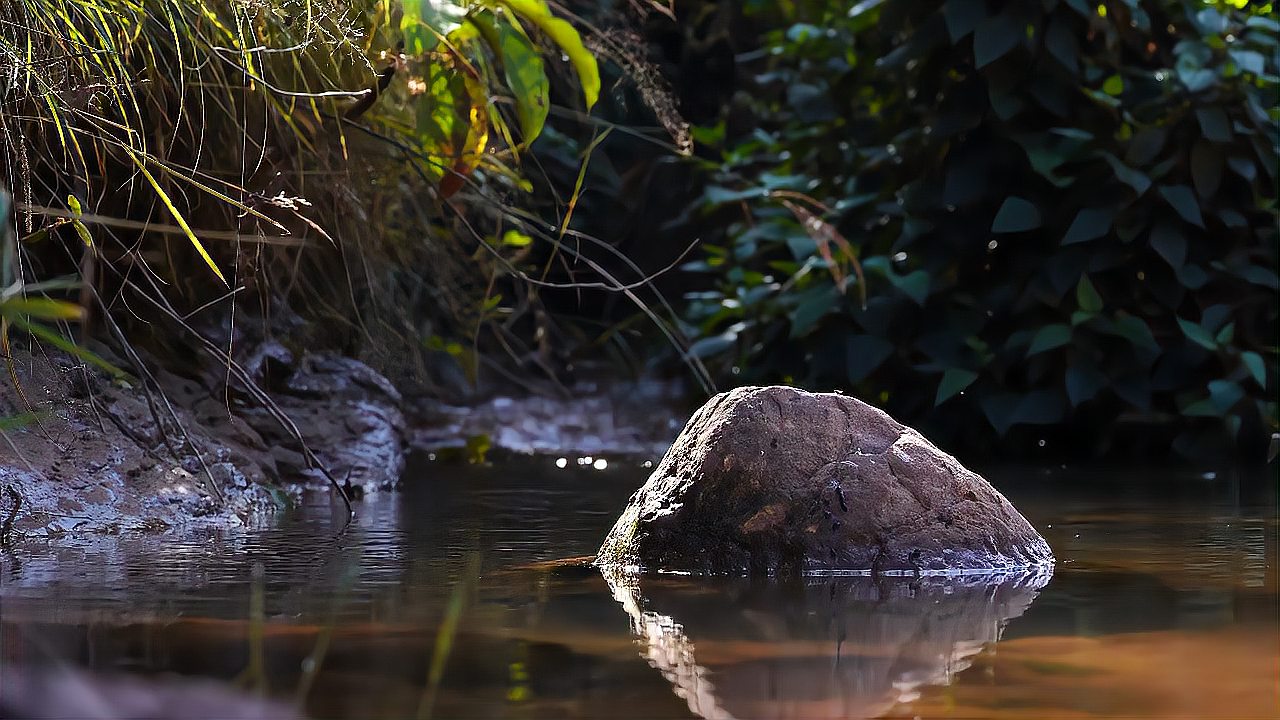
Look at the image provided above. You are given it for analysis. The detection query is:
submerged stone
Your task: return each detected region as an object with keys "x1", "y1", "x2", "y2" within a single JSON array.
[{"x1": 596, "y1": 386, "x2": 1053, "y2": 574}]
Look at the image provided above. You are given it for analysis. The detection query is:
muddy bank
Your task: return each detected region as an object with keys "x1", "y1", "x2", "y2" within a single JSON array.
[
  {"x1": 0, "y1": 340, "x2": 689, "y2": 542},
  {"x1": 0, "y1": 340, "x2": 406, "y2": 541}
]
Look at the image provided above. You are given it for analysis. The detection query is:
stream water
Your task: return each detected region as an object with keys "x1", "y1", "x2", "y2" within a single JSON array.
[{"x1": 2, "y1": 459, "x2": 1276, "y2": 719}]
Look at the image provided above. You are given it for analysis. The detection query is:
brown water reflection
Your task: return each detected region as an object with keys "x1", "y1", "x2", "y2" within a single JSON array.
[
  {"x1": 604, "y1": 570, "x2": 1051, "y2": 719},
  {"x1": 0, "y1": 462, "x2": 1275, "y2": 719}
]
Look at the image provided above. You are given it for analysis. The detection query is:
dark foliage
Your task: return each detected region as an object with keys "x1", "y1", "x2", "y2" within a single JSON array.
[{"x1": 675, "y1": 0, "x2": 1278, "y2": 460}]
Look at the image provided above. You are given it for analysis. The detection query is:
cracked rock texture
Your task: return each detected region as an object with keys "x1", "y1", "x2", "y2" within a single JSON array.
[{"x1": 596, "y1": 385, "x2": 1053, "y2": 574}]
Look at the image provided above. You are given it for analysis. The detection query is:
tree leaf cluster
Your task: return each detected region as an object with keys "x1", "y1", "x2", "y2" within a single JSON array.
[{"x1": 680, "y1": 0, "x2": 1278, "y2": 458}]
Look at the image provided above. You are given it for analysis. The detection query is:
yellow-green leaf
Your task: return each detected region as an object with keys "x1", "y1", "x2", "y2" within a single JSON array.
[
  {"x1": 126, "y1": 150, "x2": 227, "y2": 285},
  {"x1": 501, "y1": 229, "x2": 533, "y2": 247},
  {"x1": 72, "y1": 219, "x2": 93, "y2": 247},
  {"x1": 501, "y1": 0, "x2": 600, "y2": 110},
  {"x1": 0, "y1": 297, "x2": 84, "y2": 322}
]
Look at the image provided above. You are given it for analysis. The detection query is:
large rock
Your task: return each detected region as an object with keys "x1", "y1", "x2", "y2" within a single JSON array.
[
  {"x1": 235, "y1": 341, "x2": 406, "y2": 491},
  {"x1": 596, "y1": 386, "x2": 1053, "y2": 574}
]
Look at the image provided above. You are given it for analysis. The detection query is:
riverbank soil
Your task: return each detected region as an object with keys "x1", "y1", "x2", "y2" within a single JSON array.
[{"x1": 0, "y1": 338, "x2": 407, "y2": 540}]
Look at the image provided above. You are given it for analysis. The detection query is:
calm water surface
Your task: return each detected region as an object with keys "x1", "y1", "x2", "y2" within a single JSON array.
[{"x1": 2, "y1": 460, "x2": 1276, "y2": 719}]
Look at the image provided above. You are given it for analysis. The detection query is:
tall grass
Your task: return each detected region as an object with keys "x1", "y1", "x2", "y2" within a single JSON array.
[
  {"x1": 0, "y1": 0, "x2": 715, "y2": 448},
  {"x1": 0, "y1": 0, "x2": 624, "y2": 380}
]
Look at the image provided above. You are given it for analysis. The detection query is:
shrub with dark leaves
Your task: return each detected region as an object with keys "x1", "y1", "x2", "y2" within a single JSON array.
[{"x1": 680, "y1": 0, "x2": 1278, "y2": 459}]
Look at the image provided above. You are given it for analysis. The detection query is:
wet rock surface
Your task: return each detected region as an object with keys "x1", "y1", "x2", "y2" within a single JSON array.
[
  {"x1": 237, "y1": 341, "x2": 406, "y2": 492},
  {"x1": 0, "y1": 339, "x2": 406, "y2": 541},
  {"x1": 0, "y1": 349, "x2": 279, "y2": 540},
  {"x1": 597, "y1": 385, "x2": 1053, "y2": 574}
]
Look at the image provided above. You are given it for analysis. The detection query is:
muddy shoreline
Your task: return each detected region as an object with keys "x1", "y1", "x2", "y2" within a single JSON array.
[{"x1": 0, "y1": 344, "x2": 684, "y2": 543}]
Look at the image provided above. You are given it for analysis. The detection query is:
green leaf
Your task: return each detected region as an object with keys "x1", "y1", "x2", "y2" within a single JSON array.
[
  {"x1": 1241, "y1": 351, "x2": 1267, "y2": 388},
  {"x1": 1016, "y1": 389, "x2": 1066, "y2": 425},
  {"x1": 1201, "y1": 305, "x2": 1231, "y2": 334},
  {"x1": 1066, "y1": 363, "x2": 1107, "y2": 406},
  {"x1": 1076, "y1": 275, "x2": 1103, "y2": 313},
  {"x1": 67, "y1": 195, "x2": 82, "y2": 217},
  {"x1": 944, "y1": 0, "x2": 987, "y2": 41},
  {"x1": 1062, "y1": 0, "x2": 1091, "y2": 15},
  {"x1": 1207, "y1": 379, "x2": 1243, "y2": 414},
  {"x1": 1229, "y1": 49, "x2": 1266, "y2": 76},
  {"x1": 501, "y1": 229, "x2": 533, "y2": 247},
  {"x1": 1158, "y1": 185, "x2": 1205, "y2": 228},
  {"x1": 688, "y1": 328, "x2": 738, "y2": 358},
  {"x1": 973, "y1": 12, "x2": 1021, "y2": 69},
  {"x1": 1113, "y1": 314, "x2": 1157, "y2": 350},
  {"x1": 1227, "y1": 156, "x2": 1256, "y2": 182},
  {"x1": 935, "y1": 369, "x2": 979, "y2": 406},
  {"x1": 493, "y1": 15, "x2": 550, "y2": 145},
  {"x1": 0, "y1": 296, "x2": 84, "y2": 321},
  {"x1": 981, "y1": 390, "x2": 1066, "y2": 434},
  {"x1": 502, "y1": 0, "x2": 600, "y2": 110},
  {"x1": 1178, "y1": 67, "x2": 1216, "y2": 94},
  {"x1": 1245, "y1": 15, "x2": 1280, "y2": 32},
  {"x1": 847, "y1": 0, "x2": 887, "y2": 29},
  {"x1": 1177, "y1": 263, "x2": 1210, "y2": 289},
  {"x1": 1237, "y1": 264, "x2": 1280, "y2": 289},
  {"x1": 7, "y1": 316, "x2": 125, "y2": 378},
  {"x1": 1149, "y1": 220, "x2": 1186, "y2": 269},
  {"x1": 71, "y1": 219, "x2": 92, "y2": 247},
  {"x1": 1045, "y1": 19, "x2": 1079, "y2": 73},
  {"x1": 991, "y1": 196, "x2": 1041, "y2": 232},
  {"x1": 1125, "y1": 127, "x2": 1167, "y2": 166},
  {"x1": 1113, "y1": 372, "x2": 1152, "y2": 410},
  {"x1": 401, "y1": 0, "x2": 467, "y2": 54},
  {"x1": 1181, "y1": 397, "x2": 1222, "y2": 418},
  {"x1": 1102, "y1": 74, "x2": 1124, "y2": 95},
  {"x1": 1027, "y1": 324, "x2": 1071, "y2": 356},
  {"x1": 1177, "y1": 317, "x2": 1217, "y2": 350},
  {"x1": 1085, "y1": 88, "x2": 1121, "y2": 108},
  {"x1": 19, "y1": 228, "x2": 48, "y2": 244},
  {"x1": 1103, "y1": 153, "x2": 1152, "y2": 195},
  {"x1": 1195, "y1": 107, "x2": 1232, "y2": 142},
  {"x1": 1215, "y1": 322, "x2": 1234, "y2": 345},
  {"x1": 790, "y1": 287, "x2": 836, "y2": 337},
  {"x1": 893, "y1": 270, "x2": 931, "y2": 306},
  {"x1": 1217, "y1": 209, "x2": 1247, "y2": 229},
  {"x1": 415, "y1": 56, "x2": 482, "y2": 185},
  {"x1": 846, "y1": 334, "x2": 894, "y2": 383},
  {"x1": 1062, "y1": 207, "x2": 1112, "y2": 244},
  {"x1": 705, "y1": 186, "x2": 768, "y2": 205},
  {"x1": 1190, "y1": 141, "x2": 1224, "y2": 199},
  {"x1": 980, "y1": 394, "x2": 1020, "y2": 435}
]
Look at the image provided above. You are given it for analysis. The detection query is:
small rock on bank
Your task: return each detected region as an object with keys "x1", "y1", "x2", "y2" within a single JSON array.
[{"x1": 596, "y1": 386, "x2": 1053, "y2": 575}]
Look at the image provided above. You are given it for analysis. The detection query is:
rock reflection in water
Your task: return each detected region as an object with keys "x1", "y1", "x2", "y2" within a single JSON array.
[{"x1": 604, "y1": 570, "x2": 1051, "y2": 720}]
